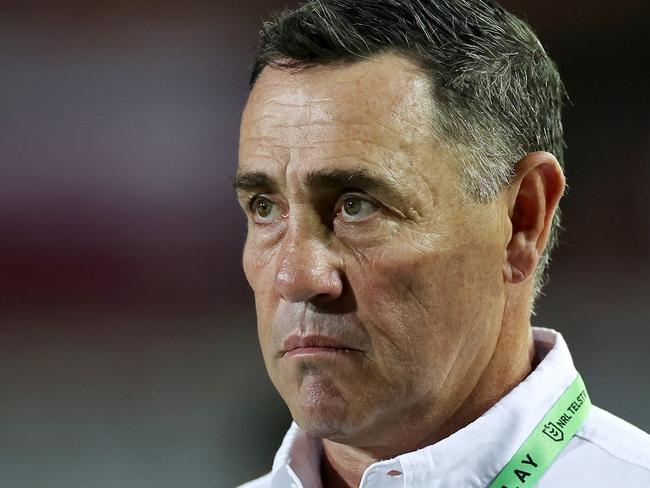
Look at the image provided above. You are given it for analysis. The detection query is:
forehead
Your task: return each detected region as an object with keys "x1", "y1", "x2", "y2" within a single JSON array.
[{"x1": 239, "y1": 53, "x2": 439, "y2": 178}]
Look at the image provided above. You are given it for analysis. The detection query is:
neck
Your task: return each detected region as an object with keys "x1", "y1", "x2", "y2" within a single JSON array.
[{"x1": 321, "y1": 289, "x2": 535, "y2": 488}]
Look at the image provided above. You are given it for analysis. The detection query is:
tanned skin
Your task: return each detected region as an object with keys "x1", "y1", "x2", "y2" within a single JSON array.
[{"x1": 236, "y1": 53, "x2": 565, "y2": 487}]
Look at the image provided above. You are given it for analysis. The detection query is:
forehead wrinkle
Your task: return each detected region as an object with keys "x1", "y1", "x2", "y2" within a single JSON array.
[
  {"x1": 249, "y1": 94, "x2": 335, "y2": 129},
  {"x1": 245, "y1": 151, "x2": 287, "y2": 169},
  {"x1": 245, "y1": 121, "x2": 419, "y2": 155},
  {"x1": 313, "y1": 137, "x2": 399, "y2": 152},
  {"x1": 239, "y1": 137, "x2": 290, "y2": 171},
  {"x1": 247, "y1": 70, "x2": 430, "y2": 145}
]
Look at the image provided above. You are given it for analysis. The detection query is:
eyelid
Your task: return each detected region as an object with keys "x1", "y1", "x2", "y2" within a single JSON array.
[
  {"x1": 338, "y1": 190, "x2": 373, "y2": 201},
  {"x1": 336, "y1": 192, "x2": 381, "y2": 220},
  {"x1": 248, "y1": 193, "x2": 275, "y2": 211},
  {"x1": 337, "y1": 191, "x2": 379, "y2": 206},
  {"x1": 340, "y1": 191, "x2": 409, "y2": 220}
]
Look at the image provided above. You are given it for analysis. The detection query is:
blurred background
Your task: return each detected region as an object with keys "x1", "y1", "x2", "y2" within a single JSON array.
[{"x1": 1, "y1": 0, "x2": 648, "y2": 486}]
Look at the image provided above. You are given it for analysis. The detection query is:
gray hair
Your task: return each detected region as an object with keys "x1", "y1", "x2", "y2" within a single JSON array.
[{"x1": 250, "y1": 0, "x2": 567, "y2": 301}]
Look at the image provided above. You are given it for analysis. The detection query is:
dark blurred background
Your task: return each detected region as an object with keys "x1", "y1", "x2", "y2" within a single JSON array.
[{"x1": 1, "y1": 1, "x2": 648, "y2": 487}]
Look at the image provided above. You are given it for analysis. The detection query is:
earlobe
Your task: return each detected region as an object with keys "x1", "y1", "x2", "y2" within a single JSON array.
[{"x1": 503, "y1": 152, "x2": 565, "y2": 285}]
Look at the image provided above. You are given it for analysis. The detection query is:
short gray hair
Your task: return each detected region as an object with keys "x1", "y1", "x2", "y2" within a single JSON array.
[{"x1": 250, "y1": 0, "x2": 567, "y2": 300}]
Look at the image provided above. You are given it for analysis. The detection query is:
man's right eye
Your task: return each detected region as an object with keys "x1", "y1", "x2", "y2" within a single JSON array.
[{"x1": 250, "y1": 196, "x2": 281, "y2": 223}]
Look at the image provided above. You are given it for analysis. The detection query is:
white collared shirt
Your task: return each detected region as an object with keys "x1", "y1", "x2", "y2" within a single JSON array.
[{"x1": 239, "y1": 328, "x2": 650, "y2": 487}]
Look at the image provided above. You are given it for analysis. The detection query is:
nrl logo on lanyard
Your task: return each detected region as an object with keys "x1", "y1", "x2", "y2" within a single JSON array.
[
  {"x1": 541, "y1": 389, "x2": 588, "y2": 442},
  {"x1": 542, "y1": 422, "x2": 564, "y2": 442}
]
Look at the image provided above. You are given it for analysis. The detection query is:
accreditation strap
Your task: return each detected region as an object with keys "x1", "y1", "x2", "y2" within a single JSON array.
[{"x1": 488, "y1": 374, "x2": 591, "y2": 488}]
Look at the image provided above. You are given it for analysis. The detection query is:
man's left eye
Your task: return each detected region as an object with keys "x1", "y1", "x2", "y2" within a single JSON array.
[{"x1": 338, "y1": 195, "x2": 378, "y2": 222}]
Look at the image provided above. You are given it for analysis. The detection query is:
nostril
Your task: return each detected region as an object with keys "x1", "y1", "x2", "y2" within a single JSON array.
[
  {"x1": 309, "y1": 292, "x2": 338, "y2": 307},
  {"x1": 274, "y1": 265, "x2": 342, "y2": 303}
]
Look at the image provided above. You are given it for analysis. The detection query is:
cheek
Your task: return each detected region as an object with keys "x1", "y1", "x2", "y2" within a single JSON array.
[
  {"x1": 348, "y1": 249, "x2": 446, "y2": 387},
  {"x1": 347, "y1": 231, "x2": 505, "y2": 385},
  {"x1": 360, "y1": 222, "x2": 504, "y2": 313},
  {"x1": 243, "y1": 232, "x2": 286, "y2": 307},
  {"x1": 243, "y1": 234, "x2": 276, "y2": 283},
  {"x1": 243, "y1": 240, "x2": 280, "y2": 355}
]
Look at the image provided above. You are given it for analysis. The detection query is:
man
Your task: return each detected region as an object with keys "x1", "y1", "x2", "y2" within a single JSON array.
[{"x1": 234, "y1": 0, "x2": 650, "y2": 486}]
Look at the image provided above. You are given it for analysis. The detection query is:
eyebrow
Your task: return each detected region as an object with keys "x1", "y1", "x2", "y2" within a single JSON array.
[
  {"x1": 232, "y1": 172, "x2": 278, "y2": 193},
  {"x1": 233, "y1": 168, "x2": 408, "y2": 204},
  {"x1": 306, "y1": 168, "x2": 406, "y2": 202}
]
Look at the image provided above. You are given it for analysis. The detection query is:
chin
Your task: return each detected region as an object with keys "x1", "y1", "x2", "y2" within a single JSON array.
[
  {"x1": 295, "y1": 416, "x2": 347, "y2": 439},
  {"x1": 285, "y1": 375, "x2": 359, "y2": 440},
  {"x1": 293, "y1": 403, "x2": 386, "y2": 446},
  {"x1": 293, "y1": 407, "x2": 364, "y2": 442}
]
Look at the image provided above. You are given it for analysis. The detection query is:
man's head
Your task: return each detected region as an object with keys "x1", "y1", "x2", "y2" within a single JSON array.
[
  {"x1": 251, "y1": 0, "x2": 566, "y2": 295},
  {"x1": 235, "y1": 0, "x2": 565, "y2": 451}
]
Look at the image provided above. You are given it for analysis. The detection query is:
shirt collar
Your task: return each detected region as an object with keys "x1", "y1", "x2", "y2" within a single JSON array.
[{"x1": 270, "y1": 327, "x2": 578, "y2": 488}]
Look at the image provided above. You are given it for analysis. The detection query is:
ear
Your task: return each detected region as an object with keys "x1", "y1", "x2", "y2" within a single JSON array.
[{"x1": 503, "y1": 152, "x2": 565, "y2": 284}]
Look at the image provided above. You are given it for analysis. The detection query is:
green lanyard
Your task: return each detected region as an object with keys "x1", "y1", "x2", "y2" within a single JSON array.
[{"x1": 488, "y1": 374, "x2": 591, "y2": 488}]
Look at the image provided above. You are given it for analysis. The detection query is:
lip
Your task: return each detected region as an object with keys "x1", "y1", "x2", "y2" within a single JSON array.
[{"x1": 282, "y1": 334, "x2": 362, "y2": 358}]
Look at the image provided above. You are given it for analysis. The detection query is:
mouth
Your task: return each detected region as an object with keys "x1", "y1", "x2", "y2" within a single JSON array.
[{"x1": 281, "y1": 334, "x2": 363, "y2": 359}]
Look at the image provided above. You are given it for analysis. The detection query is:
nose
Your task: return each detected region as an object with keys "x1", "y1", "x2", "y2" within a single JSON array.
[{"x1": 274, "y1": 226, "x2": 343, "y2": 305}]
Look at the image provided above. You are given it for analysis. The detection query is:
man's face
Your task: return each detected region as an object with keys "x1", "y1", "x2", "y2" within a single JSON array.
[{"x1": 236, "y1": 53, "x2": 510, "y2": 447}]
